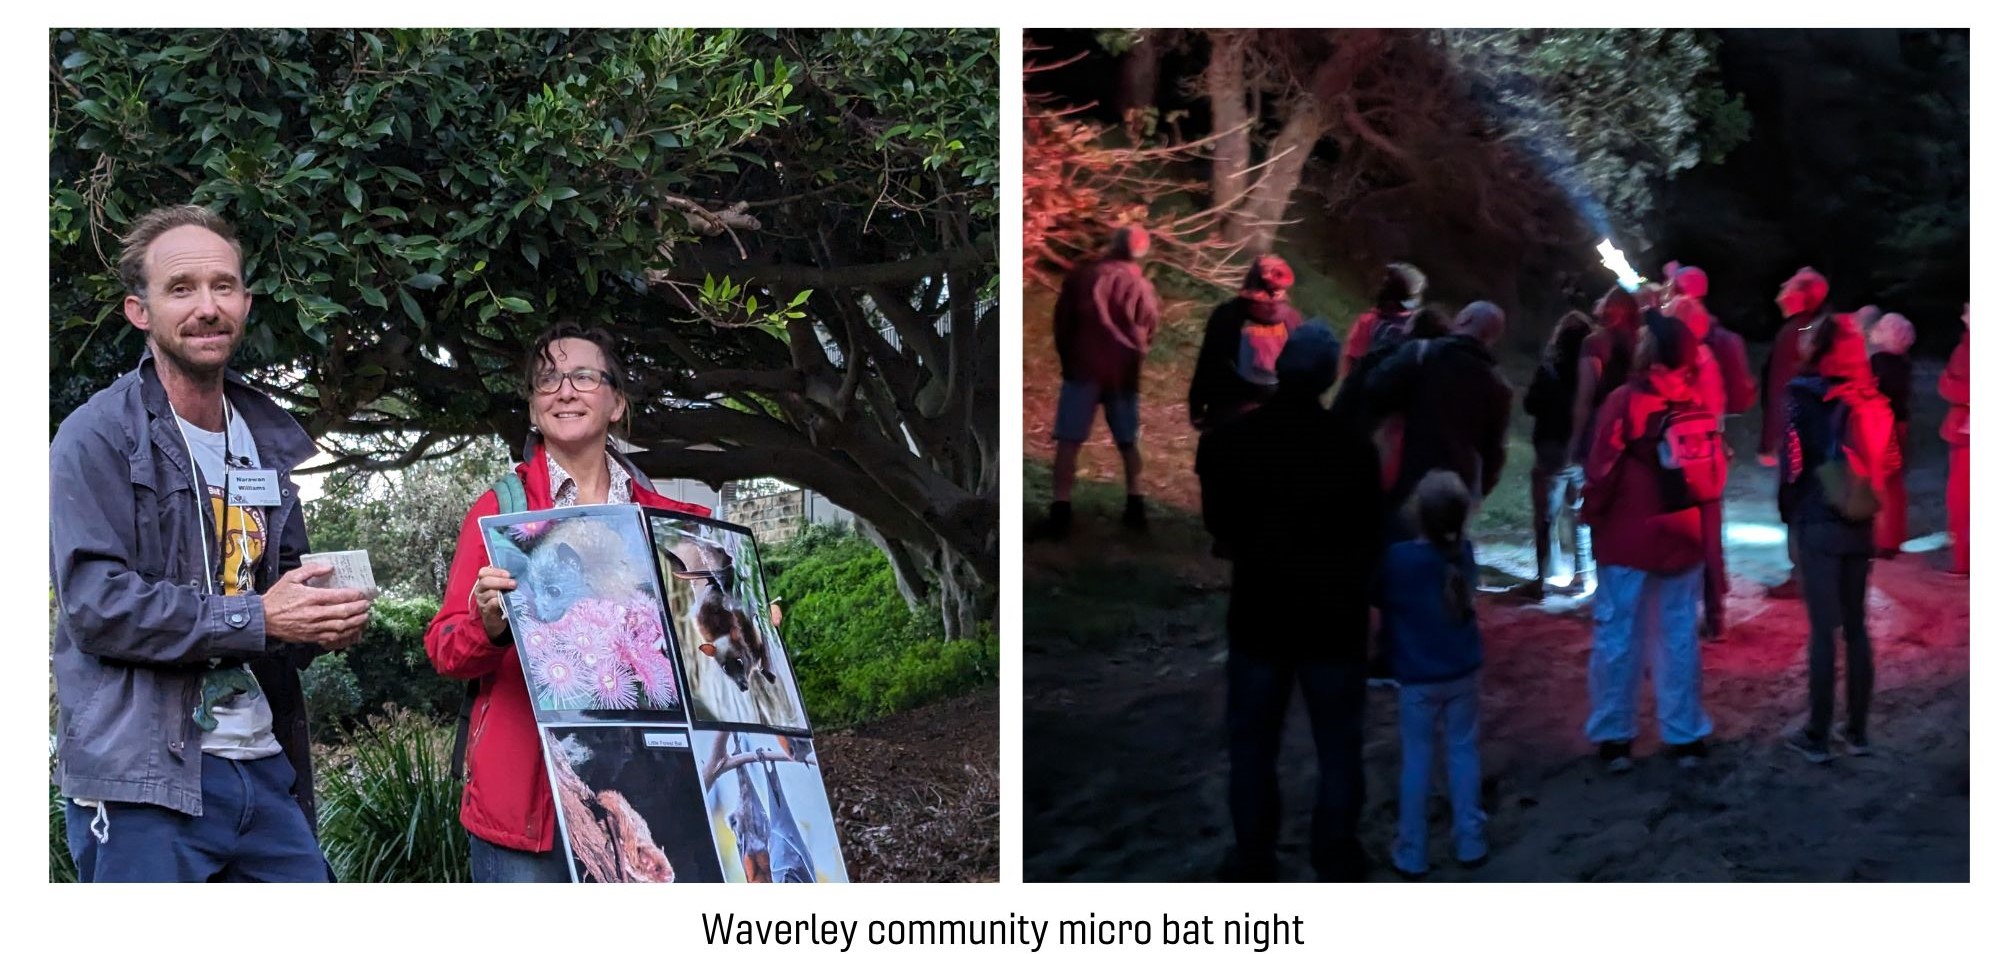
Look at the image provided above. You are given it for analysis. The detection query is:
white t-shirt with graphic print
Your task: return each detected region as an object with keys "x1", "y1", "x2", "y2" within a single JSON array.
[{"x1": 175, "y1": 402, "x2": 282, "y2": 760}]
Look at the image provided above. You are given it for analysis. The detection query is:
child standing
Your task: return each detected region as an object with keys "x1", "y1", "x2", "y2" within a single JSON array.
[{"x1": 1375, "y1": 469, "x2": 1488, "y2": 876}]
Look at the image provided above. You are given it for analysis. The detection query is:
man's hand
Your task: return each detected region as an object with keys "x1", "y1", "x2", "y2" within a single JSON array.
[
  {"x1": 262, "y1": 565, "x2": 372, "y2": 648},
  {"x1": 472, "y1": 566, "x2": 518, "y2": 641}
]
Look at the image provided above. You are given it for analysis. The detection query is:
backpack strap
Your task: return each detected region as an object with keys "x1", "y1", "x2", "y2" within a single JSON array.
[{"x1": 451, "y1": 470, "x2": 530, "y2": 782}]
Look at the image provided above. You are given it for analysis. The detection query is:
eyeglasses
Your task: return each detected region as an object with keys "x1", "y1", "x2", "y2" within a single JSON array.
[{"x1": 533, "y1": 368, "x2": 613, "y2": 394}]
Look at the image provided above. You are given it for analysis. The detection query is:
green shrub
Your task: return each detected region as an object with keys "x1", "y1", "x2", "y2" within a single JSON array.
[
  {"x1": 315, "y1": 708, "x2": 469, "y2": 883},
  {"x1": 764, "y1": 525, "x2": 997, "y2": 727},
  {"x1": 339, "y1": 595, "x2": 460, "y2": 728},
  {"x1": 301, "y1": 654, "x2": 363, "y2": 738},
  {"x1": 50, "y1": 782, "x2": 75, "y2": 883}
]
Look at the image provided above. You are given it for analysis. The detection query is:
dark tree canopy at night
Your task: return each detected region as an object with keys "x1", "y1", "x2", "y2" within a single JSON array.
[
  {"x1": 1027, "y1": 28, "x2": 1966, "y2": 343},
  {"x1": 50, "y1": 28, "x2": 999, "y2": 636}
]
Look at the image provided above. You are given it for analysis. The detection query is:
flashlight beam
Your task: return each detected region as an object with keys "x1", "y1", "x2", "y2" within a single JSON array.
[{"x1": 1596, "y1": 240, "x2": 1646, "y2": 292}]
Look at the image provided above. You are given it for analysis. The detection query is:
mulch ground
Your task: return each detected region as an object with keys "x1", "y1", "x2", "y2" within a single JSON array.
[{"x1": 817, "y1": 687, "x2": 999, "y2": 882}]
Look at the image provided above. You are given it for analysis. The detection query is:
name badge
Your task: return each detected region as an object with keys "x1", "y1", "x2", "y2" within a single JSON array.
[{"x1": 226, "y1": 470, "x2": 283, "y2": 507}]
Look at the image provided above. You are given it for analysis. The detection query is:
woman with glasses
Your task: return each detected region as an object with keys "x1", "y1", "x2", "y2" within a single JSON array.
[{"x1": 423, "y1": 322, "x2": 712, "y2": 881}]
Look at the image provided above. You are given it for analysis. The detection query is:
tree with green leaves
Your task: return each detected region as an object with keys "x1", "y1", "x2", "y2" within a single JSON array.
[{"x1": 50, "y1": 28, "x2": 998, "y2": 637}]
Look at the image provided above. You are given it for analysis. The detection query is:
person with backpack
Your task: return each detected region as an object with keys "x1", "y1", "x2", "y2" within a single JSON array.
[
  {"x1": 1780, "y1": 313, "x2": 1898, "y2": 763},
  {"x1": 1376, "y1": 469, "x2": 1488, "y2": 877},
  {"x1": 1940, "y1": 304, "x2": 1970, "y2": 577},
  {"x1": 1042, "y1": 225, "x2": 1164, "y2": 539},
  {"x1": 1340, "y1": 262, "x2": 1428, "y2": 381},
  {"x1": 423, "y1": 323, "x2": 713, "y2": 881},
  {"x1": 1866, "y1": 312, "x2": 1917, "y2": 557},
  {"x1": 1366, "y1": 301, "x2": 1516, "y2": 529},
  {"x1": 1522, "y1": 311, "x2": 1596, "y2": 601},
  {"x1": 1760, "y1": 268, "x2": 1833, "y2": 598},
  {"x1": 1196, "y1": 323, "x2": 1384, "y2": 881},
  {"x1": 1581, "y1": 313, "x2": 1719, "y2": 771}
]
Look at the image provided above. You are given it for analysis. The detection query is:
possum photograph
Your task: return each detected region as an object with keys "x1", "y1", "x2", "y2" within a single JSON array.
[
  {"x1": 544, "y1": 725, "x2": 725, "y2": 883},
  {"x1": 480, "y1": 506, "x2": 687, "y2": 721},
  {"x1": 694, "y1": 729, "x2": 848, "y2": 883},
  {"x1": 651, "y1": 515, "x2": 808, "y2": 731}
]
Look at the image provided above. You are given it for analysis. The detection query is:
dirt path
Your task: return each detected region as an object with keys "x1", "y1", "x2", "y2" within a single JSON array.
[{"x1": 1023, "y1": 348, "x2": 1968, "y2": 881}]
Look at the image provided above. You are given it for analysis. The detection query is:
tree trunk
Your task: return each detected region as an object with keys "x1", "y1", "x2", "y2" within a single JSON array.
[
  {"x1": 1114, "y1": 32, "x2": 1162, "y2": 126},
  {"x1": 857, "y1": 520, "x2": 992, "y2": 641},
  {"x1": 1205, "y1": 30, "x2": 1253, "y2": 244},
  {"x1": 1234, "y1": 103, "x2": 1326, "y2": 257}
]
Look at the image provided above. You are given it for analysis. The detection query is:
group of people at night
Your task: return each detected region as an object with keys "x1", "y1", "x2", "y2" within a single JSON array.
[
  {"x1": 49, "y1": 205, "x2": 729, "y2": 881},
  {"x1": 1042, "y1": 224, "x2": 1972, "y2": 880}
]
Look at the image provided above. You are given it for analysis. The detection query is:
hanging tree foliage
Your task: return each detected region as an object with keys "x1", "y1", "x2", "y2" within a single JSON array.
[{"x1": 49, "y1": 28, "x2": 999, "y2": 638}]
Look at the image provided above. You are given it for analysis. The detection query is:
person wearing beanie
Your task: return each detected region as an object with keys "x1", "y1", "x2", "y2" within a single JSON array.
[
  {"x1": 1042, "y1": 225, "x2": 1163, "y2": 540},
  {"x1": 1940, "y1": 304, "x2": 1970, "y2": 576},
  {"x1": 1341, "y1": 261, "x2": 1428, "y2": 380},
  {"x1": 1781, "y1": 312, "x2": 1898, "y2": 763},
  {"x1": 1195, "y1": 321, "x2": 1384, "y2": 882},
  {"x1": 1187, "y1": 254, "x2": 1306, "y2": 434},
  {"x1": 1866, "y1": 312, "x2": 1917, "y2": 557},
  {"x1": 1580, "y1": 312, "x2": 1716, "y2": 772},
  {"x1": 1760, "y1": 267, "x2": 1833, "y2": 598}
]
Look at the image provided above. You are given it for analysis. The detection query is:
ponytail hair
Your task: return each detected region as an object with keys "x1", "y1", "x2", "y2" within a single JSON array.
[{"x1": 1413, "y1": 469, "x2": 1475, "y2": 625}]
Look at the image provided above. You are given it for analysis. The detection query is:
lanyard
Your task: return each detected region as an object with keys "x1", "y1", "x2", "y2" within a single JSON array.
[{"x1": 175, "y1": 400, "x2": 238, "y2": 596}]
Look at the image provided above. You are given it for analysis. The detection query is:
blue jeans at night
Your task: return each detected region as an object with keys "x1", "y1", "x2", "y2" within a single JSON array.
[
  {"x1": 1586, "y1": 564, "x2": 1714, "y2": 746},
  {"x1": 469, "y1": 832, "x2": 573, "y2": 882},
  {"x1": 64, "y1": 753, "x2": 328, "y2": 882},
  {"x1": 1393, "y1": 674, "x2": 1486, "y2": 872}
]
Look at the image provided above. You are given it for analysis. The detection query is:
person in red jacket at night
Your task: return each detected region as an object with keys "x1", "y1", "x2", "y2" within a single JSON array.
[
  {"x1": 1041, "y1": 225, "x2": 1162, "y2": 539},
  {"x1": 425, "y1": 323, "x2": 712, "y2": 882},
  {"x1": 1581, "y1": 313, "x2": 1715, "y2": 772},
  {"x1": 1940, "y1": 303, "x2": 1970, "y2": 576}
]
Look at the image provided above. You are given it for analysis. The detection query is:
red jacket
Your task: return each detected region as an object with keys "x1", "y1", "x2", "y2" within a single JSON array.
[
  {"x1": 1052, "y1": 257, "x2": 1160, "y2": 392},
  {"x1": 424, "y1": 441, "x2": 709, "y2": 852},
  {"x1": 1583, "y1": 370, "x2": 1707, "y2": 575},
  {"x1": 1940, "y1": 331, "x2": 1970, "y2": 447}
]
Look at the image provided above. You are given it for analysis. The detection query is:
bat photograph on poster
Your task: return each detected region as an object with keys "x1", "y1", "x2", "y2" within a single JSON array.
[
  {"x1": 650, "y1": 515, "x2": 808, "y2": 730},
  {"x1": 543, "y1": 725, "x2": 724, "y2": 883},
  {"x1": 694, "y1": 729, "x2": 847, "y2": 883}
]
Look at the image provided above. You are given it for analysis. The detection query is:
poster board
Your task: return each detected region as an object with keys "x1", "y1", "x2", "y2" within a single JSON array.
[{"x1": 480, "y1": 504, "x2": 849, "y2": 882}]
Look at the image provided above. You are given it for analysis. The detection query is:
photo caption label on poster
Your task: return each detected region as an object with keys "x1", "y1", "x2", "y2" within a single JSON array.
[{"x1": 699, "y1": 913, "x2": 1306, "y2": 952}]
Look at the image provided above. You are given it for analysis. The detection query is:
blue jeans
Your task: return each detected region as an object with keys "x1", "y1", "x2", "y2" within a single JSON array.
[
  {"x1": 1226, "y1": 653, "x2": 1367, "y2": 881},
  {"x1": 1586, "y1": 564, "x2": 1714, "y2": 745},
  {"x1": 64, "y1": 753, "x2": 328, "y2": 882},
  {"x1": 1393, "y1": 674, "x2": 1486, "y2": 873},
  {"x1": 469, "y1": 832, "x2": 573, "y2": 882},
  {"x1": 1053, "y1": 380, "x2": 1140, "y2": 445}
]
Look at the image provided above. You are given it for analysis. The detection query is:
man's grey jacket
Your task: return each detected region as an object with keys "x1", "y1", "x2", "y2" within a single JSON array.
[{"x1": 50, "y1": 352, "x2": 322, "y2": 824}]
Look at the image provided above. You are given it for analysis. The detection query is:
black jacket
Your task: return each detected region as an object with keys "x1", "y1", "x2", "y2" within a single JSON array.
[
  {"x1": 1366, "y1": 334, "x2": 1515, "y2": 507},
  {"x1": 1195, "y1": 395, "x2": 1384, "y2": 661},
  {"x1": 1187, "y1": 296, "x2": 1305, "y2": 430}
]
